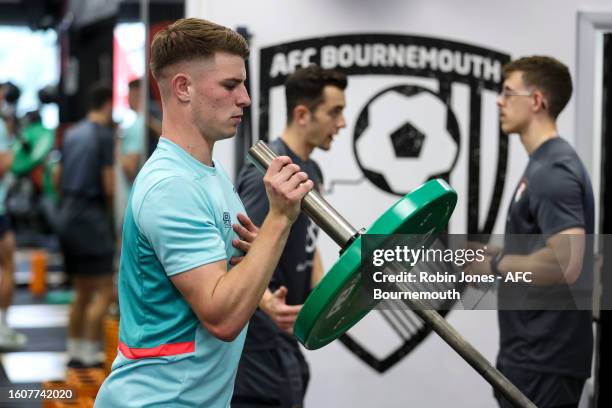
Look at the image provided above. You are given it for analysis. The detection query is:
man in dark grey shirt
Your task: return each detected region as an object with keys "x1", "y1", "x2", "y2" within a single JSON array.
[
  {"x1": 469, "y1": 56, "x2": 594, "y2": 408},
  {"x1": 56, "y1": 82, "x2": 115, "y2": 368},
  {"x1": 233, "y1": 65, "x2": 347, "y2": 408}
]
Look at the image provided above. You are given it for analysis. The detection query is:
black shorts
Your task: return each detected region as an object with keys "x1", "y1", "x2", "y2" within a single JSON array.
[
  {"x1": 0, "y1": 214, "x2": 12, "y2": 237},
  {"x1": 232, "y1": 342, "x2": 310, "y2": 408},
  {"x1": 62, "y1": 252, "x2": 113, "y2": 276},
  {"x1": 495, "y1": 365, "x2": 586, "y2": 408},
  {"x1": 56, "y1": 196, "x2": 115, "y2": 258}
]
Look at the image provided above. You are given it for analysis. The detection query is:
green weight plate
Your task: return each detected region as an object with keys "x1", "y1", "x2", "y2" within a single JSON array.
[
  {"x1": 294, "y1": 179, "x2": 457, "y2": 349},
  {"x1": 11, "y1": 123, "x2": 55, "y2": 176}
]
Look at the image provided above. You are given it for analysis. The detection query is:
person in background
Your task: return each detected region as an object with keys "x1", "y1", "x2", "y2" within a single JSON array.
[
  {"x1": 119, "y1": 78, "x2": 146, "y2": 188},
  {"x1": 55, "y1": 82, "x2": 116, "y2": 368},
  {"x1": 468, "y1": 56, "x2": 594, "y2": 408},
  {"x1": 119, "y1": 78, "x2": 162, "y2": 186},
  {"x1": 0, "y1": 81, "x2": 26, "y2": 350},
  {"x1": 233, "y1": 64, "x2": 347, "y2": 408}
]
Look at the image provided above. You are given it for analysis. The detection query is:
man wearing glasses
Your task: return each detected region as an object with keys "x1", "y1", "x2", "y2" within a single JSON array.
[{"x1": 468, "y1": 56, "x2": 594, "y2": 407}]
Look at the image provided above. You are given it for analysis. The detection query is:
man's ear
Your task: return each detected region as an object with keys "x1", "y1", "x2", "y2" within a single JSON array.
[
  {"x1": 171, "y1": 73, "x2": 191, "y2": 103},
  {"x1": 533, "y1": 90, "x2": 548, "y2": 113},
  {"x1": 293, "y1": 104, "x2": 311, "y2": 126}
]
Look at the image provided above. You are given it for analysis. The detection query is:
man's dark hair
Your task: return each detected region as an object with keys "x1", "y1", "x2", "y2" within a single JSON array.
[
  {"x1": 503, "y1": 56, "x2": 572, "y2": 119},
  {"x1": 150, "y1": 18, "x2": 249, "y2": 80},
  {"x1": 128, "y1": 78, "x2": 141, "y2": 90},
  {"x1": 88, "y1": 82, "x2": 113, "y2": 111},
  {"x1": 1, "y1": 81, "x2": 21, "y2": 104},
  {"x1": 285, "y1": 65, "x2": 347, "y2": 124}
]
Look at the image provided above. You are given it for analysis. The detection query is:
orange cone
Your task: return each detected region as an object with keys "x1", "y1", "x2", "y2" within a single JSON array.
[{"x1": 30, "y1": 250, "x2": 48, "y2": 296}]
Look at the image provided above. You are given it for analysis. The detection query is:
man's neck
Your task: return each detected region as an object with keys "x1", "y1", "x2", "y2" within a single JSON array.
[
  {"x1": 519, "y1": 117, "x2": 559, "y2": 155},
  {"x1": 161, "y1": 109, "x2": 214, "y2": 166},
  {"x1": 87, "y1": 111, "x2": 108, "y2": 126},
  {"x1": 280, "y1": 127, "x2": 312, "y2": 161}
]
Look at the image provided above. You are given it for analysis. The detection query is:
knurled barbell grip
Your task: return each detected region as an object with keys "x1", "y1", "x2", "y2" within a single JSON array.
[{"x1": 248, "y1": 141, "x2": 358, "y2": 249}]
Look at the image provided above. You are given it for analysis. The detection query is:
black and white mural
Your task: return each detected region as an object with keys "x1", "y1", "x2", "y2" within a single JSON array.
[
  {"x1": 259, "y1": 34, "x2": 510, "y2": 372},
  {"x1": 260, "y1": 34, "x2": 510, "y2": 236}
]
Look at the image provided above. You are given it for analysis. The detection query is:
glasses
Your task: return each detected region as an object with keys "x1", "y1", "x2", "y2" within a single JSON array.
[{"x1": 498, "y1": 89, "x2": 533, "y2": 100}]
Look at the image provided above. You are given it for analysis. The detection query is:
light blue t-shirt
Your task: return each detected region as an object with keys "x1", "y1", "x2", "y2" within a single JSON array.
[
  {"x1": 119, "y1": 113, "x2": 145, "y2": 197},
  {"x1": 0, "y1": 119, "x2": 11, "y2": 215},
  {"x1": 95, "y1": 137, "x2": 247, "y2": 408}
]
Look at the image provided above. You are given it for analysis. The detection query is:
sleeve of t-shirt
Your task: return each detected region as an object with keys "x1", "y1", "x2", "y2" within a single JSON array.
[
  {"x1": 529, "y1": 161, "x2": 585, "y2": 236},
  {"x1": 236, "y1": 163, "x2": 269, "y2": 227},
  {"x1": 100, "y1": 129, "x2": 115, "y2": 166},
  {"x1": 122, "y1": 117, "x2": 144, "y2": 155},
  {"x1": 136, "y1": 177, "x2": 227, "y2": 276},
  {"x1": 0, "y1": 120, "x2": 10, "y2": 152},
  {"x1": 312, "y1": 160, "x2": 324, "y2": 192}
]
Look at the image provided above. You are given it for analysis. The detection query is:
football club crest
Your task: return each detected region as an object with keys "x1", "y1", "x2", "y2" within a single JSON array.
[{"x1": 259, "y1": 34, "x2": 510, "y2": 372}]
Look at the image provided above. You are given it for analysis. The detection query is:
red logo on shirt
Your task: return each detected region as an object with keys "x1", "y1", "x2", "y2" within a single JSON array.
[{"x1": 515, "y1": 179, "x2": 527, "y2": 202}]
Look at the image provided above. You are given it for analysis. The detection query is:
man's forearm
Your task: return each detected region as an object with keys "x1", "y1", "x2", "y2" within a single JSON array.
[
  {"x1": 0, "y1": 152, "x2": 13, "y2": 178},
  {"x1": 207, "y1": 213, "x2": 292, "y2": 334},
  {"x1": 311, "y1": 248, "x2": 324, "y2": 289},
  {"x1": 121, "y1": 154, "x2": 139, "y2": 182},
  {"x1": 499, "y1": 247, "x2": 572, "y2": 286}
]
